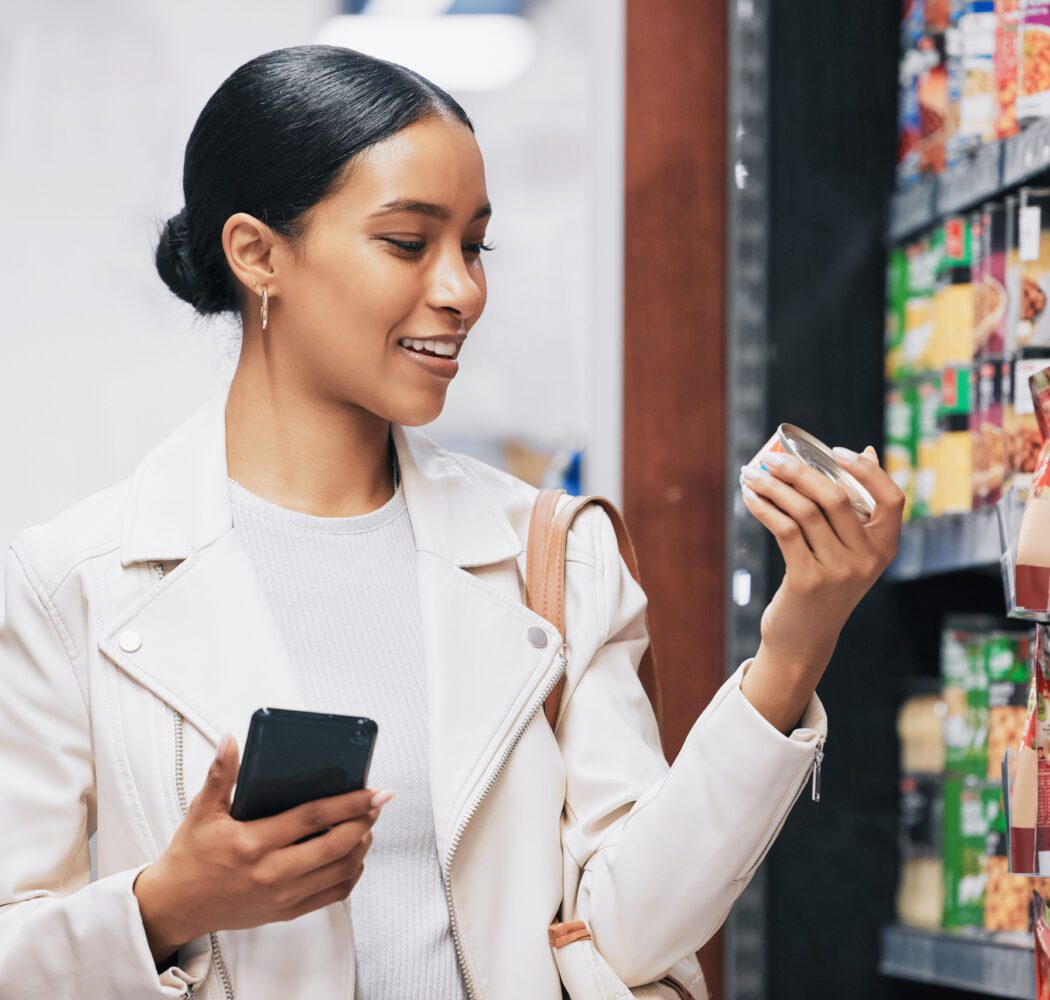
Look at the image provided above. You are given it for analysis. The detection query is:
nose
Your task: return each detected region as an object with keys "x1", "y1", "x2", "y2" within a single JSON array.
[{"x1": 426, "y1": 243, "x2": 485, "y2": 319}]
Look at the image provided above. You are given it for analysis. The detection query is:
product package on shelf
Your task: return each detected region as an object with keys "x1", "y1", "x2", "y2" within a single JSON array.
[
  {"x1": 1018, "y1": 188, "x2": 1050, "y2": 348},
  {"x1": 959, "y1": 1, "x2": 998, "y2": 150},
  {"x1": 916, "y1": 375, "x2": 942, "y2": 518},
  {"x1": 978, "y1": 201, "x2": 1009, "y2": 357},
  {"x1": 973, "y1": 357, "x2": 1012, "y2": 508},
  {"x1": 887, "y1": 247, "x2": 909, "y2": 382},
  {"x1": 997, "y1": 362, "x2": 1050, "y2": 618},
  {"x1": 1019, "y1": 2, "x2": 1050, "y2": 122},
  {"x1": 1002, "y1": 626, "x2": 1050, "y2": 876},
  {"x1": 897, "y1": 678, "x2": 946, "y2": 930},
  {"x1": 985, "y1": 784, "x2": 1033, "y2": 931},
  {"x1": 1007, "y1": 347, "x2": 1050, "y2": 491},
  {"x1": 997, "y1": 0, "x2": 1022, "y2": 139},
  {"x1": 886, "y1": 382, "x2": 919, "y2": 521},
  {"x1": 1006, "y1": 193, "x2": 1022, "y2": 354},
  {"x1": 937, "y1": 363, "x2": 976, "y2": 514},
  {"x1": 943, "y1": 774, "x2": 994, "y2": 928},
  {"x1": 935, "y1": 216, "x2": 974, "y2": 368}
]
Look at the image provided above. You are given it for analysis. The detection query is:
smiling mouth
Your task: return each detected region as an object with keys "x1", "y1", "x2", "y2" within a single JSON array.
[{"x1": 398, "y1": 337, "x2": 461, "y2": 360}]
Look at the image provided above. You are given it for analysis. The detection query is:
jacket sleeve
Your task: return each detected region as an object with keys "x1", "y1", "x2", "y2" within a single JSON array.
[
  {"x1": 556, "y1": 507, "x2": 827, "y2": 988},
  {"x1": 0, "y1": 541, "x2": 204, "y2": 997}
]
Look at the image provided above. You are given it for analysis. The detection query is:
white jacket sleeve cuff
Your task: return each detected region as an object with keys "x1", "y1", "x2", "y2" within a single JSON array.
[{"x1": 0, "y1": 863, "x2": 210, "y2": 997}]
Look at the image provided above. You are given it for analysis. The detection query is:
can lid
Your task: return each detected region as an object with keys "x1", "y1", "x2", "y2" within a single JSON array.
[{"x1": 778, "y1": 424, "x2": 877, "y2": 520}]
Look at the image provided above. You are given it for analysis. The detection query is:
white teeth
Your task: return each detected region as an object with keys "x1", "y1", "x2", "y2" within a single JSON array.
[{"x1": 398, "y1": 337, "x2": 458, "y2": 358}]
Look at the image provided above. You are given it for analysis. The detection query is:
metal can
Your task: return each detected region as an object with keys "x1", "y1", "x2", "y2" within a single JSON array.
[{"x1": 747, "y1": 424, "x2": 877, "y2": 522}]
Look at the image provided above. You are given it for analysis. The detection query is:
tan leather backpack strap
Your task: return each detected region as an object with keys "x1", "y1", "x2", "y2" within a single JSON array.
[{"x1": 525, "y1": 489, "x2": 662, "y2": 733}]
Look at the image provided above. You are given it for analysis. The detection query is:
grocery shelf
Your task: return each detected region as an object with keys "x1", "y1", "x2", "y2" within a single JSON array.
[
  {"x1": 884, "y1": 507, "x2": 1001, "y2": 582},
  {"x1": 938, "y1": 142, "x2": 1003, "y2": 216},
  {"x1": 888, "y1": 119, "x2": 1050, "y2": 244},
  {"x1": 878, "y1": 924, "x2": 1035, "y2": 999},
  {"x1": 1002, "y1": 118, "x2": 1050, "y2": 189},
  {"x1": 888, "y1": 176, "x2": 938, "y2": 243}
]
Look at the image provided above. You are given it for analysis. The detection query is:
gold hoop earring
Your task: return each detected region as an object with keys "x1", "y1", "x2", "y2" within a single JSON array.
[{"x1": 261, "y1": 285, "x2": 269, "y2": 330}]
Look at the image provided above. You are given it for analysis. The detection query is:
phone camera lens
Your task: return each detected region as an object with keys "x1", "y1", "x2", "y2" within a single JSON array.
[{"x1": 350, "y1": 730, "x2": 369, "y2": 746}]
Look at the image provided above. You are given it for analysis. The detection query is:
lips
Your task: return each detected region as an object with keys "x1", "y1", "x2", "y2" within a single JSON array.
[{"x1": 398, "y1": 342, "x2": 460, "y2": 380}]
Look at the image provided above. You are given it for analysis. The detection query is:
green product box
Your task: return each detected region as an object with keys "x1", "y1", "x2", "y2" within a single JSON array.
[
  {"x1": 966, "y1": 633, "x2": 989, "y2": 780},
  {"x1": 942, "y1": 616, "x2": 999, "y2": 778},
  {"x1": 886, "y1": 381, "x2": 919, "y2": 522},
  {"x1": 942, "y1": 776, "x2": 991, "y2": 929},
  {"x1": 886, "y1": 247, "x2": 909, "y2": 383},
  {"x1": 938, "y1": 214, "x2": 973, "y2": 272},
  {"x1": 939, "y1": 363, "x2": 973, "y2": 418}
]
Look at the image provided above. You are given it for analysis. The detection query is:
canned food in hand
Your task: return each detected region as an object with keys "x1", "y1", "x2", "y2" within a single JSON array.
[{"x1": 747, "y1": 423, "x2": 877, "y2": 522}]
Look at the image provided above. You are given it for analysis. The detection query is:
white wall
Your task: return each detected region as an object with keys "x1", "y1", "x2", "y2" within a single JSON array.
[{"x1": 0, "y1": 0, "x2": 623, "y2": 547}]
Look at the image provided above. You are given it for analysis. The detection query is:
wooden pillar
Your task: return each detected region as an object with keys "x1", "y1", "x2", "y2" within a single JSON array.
[{"x1": 623, "y1": 1, "x2": 728, "y2": 995}]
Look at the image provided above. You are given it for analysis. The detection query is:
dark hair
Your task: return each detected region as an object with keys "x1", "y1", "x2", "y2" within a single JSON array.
[{"x1": 155, "y1": 44, "x2": 474, "y2": 317}]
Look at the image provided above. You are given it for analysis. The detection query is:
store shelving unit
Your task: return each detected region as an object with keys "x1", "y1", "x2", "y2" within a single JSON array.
[
  {"x1": 884, "y1": 508, "x2": 1002, "y2": 582},
  {"x1": 878, "y1": 107, "x2": 1050, "y2": 996},
  {"x1": 889, "y1": 118, "x2": 1050, "y2": 242},
  {"x1": 878, "y1": 925, "x2": 1035, "y2": 998}
]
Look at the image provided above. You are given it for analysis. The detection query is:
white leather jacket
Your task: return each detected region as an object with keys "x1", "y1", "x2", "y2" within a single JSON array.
[{"x1": 0, "y1": 381, "x2": 827, "y2": 999}]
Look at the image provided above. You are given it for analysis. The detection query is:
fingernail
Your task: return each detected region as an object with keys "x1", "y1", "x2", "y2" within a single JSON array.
[
  {"x1": 832, "y1": 446, "x2": 860, "y2": 463},
  {"x1": 760, "y1": 450, "x2": 796, "y2": 469},
  {"x1": 370, "y1": 789, "x2": 394, "y2": 808},
  {"x1": 739, "y1": 465, "x2": 759, "y2": 482},
  {"x1": 863, "y1": 445, "x2": 879, "y2": 462},
  {"x1": 216, "y1": 733, "x2": 234, "y2": 758},
  {"x1": 741, "y1": 484, "x2": 758, "y2": 503}
]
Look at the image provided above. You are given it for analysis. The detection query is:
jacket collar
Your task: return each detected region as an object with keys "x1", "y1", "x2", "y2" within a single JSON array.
[{"x1": 119, "y1": 380, "x2": 523, "y2": 569}]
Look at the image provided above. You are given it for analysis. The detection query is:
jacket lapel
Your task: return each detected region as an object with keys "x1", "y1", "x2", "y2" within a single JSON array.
[{"x1": 99, "y1": 380, "x2": 563, "y2": 853}]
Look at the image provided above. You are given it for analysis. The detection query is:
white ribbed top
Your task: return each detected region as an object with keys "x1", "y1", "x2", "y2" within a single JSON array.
[{"x1": 227, "y1": 476, "x2": 467, "y2": 1000}]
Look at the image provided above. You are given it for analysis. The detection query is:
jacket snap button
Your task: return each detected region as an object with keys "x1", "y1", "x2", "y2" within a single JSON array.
[
  {"x1": 118, "y1": 629, "x2": 141, "y2": 653},
  {"x1": 526, "y1": 626, "x2": 547, "y2": 649}
]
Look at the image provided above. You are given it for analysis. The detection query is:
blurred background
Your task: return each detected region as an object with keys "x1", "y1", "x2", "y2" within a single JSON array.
[{"x1": 7, "y1": 1, "x2": 1048, "y2": 999}]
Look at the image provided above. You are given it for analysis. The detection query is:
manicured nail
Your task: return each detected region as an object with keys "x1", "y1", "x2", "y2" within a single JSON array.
[
  {"x1": 740, "y1": 465, "x2": 759, "y2": 482},
  {"x1": 741, "y1": 484, "x2": 758, "y2": 503},
  {"x1": 832, "y1": 446, "x2": 860, "y2": 463},
  {"x1": 760, "y1": 450, "x2": 796, "y2": 469},
  {"x1": 863, "y1": 445, "x2": 879, "y2": 462},
  {"x1": 370, "y1": 789, "x2": 394, "y2": 808},
  {"x1": 216, "y1": 733, "x2": 234, "y2": 757}
]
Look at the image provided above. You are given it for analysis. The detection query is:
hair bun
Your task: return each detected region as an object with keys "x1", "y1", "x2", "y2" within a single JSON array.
[{"x1": 156, "y1": 207, "x2": 201, "y2": 307}]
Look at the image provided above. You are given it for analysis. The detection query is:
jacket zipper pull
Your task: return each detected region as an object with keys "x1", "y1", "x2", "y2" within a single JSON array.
[{"x1": 811, "y1": 738, "x2": 825, "y2": 803}]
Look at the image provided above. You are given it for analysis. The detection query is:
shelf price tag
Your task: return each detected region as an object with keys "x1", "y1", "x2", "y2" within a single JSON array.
[{"x1": 1021, "y1": 206, "x2": 1042, "y2": 263}]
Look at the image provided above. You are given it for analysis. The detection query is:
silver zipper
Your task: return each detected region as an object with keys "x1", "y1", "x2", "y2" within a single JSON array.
[
  {"x1": 441, "y1": 641, "x2": 568, "y2": 1000},
  {"x1": 173, "y1": 706, "x2": 235, "y2": 1000},
  {"x1": 743, "y1": 734, "x2": 826, "y2": 879},
  {"x1": 810, "y1": 736, "x2": 824, "y2": 803},
  {"x1": 150, "y1": 560, "x2": 230, "y2": 999}
]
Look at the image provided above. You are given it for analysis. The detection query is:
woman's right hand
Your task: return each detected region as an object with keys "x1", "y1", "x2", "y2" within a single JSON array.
[{"x1": 133, "y1": 733, "x2": 391, "y2": 964}]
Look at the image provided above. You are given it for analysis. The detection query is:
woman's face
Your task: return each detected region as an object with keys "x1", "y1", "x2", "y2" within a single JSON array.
[{"x1": 234, "y1": 115, "x2": 491, "y2": 427}]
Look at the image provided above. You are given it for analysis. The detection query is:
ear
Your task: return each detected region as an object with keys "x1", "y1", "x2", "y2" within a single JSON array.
[{"x1": 221, "y1": 211, "x2": 279, "y2": 299}]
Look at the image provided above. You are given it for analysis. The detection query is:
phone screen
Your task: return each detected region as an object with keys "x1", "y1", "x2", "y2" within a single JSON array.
[{"x1": 230, "y1": 708, "x2": 378, "y2": 822}]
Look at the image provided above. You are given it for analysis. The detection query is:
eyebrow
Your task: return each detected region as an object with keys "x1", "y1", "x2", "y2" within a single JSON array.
[{"x1": 368, "y1": 199, "x2": 492, "y2": 223}]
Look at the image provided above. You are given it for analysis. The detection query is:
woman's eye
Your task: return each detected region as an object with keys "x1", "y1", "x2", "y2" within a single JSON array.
[{"x1": 383, "y1": 239, "x2": 495, "y2": 256}]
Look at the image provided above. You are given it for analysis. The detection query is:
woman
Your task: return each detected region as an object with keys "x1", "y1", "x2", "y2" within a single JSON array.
[{"x1": 0, "y1": 45, "x2": 903, "y2": 1000}]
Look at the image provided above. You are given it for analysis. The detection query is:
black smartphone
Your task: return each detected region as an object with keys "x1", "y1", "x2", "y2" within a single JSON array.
[{"x1": 230, "y1": 708, "x2": 378, "y2": 823}]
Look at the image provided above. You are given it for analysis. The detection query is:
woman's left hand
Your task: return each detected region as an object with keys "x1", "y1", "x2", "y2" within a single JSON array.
[{"x1": 737, "y1": 444, "x2": 905, "y2": 730}]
